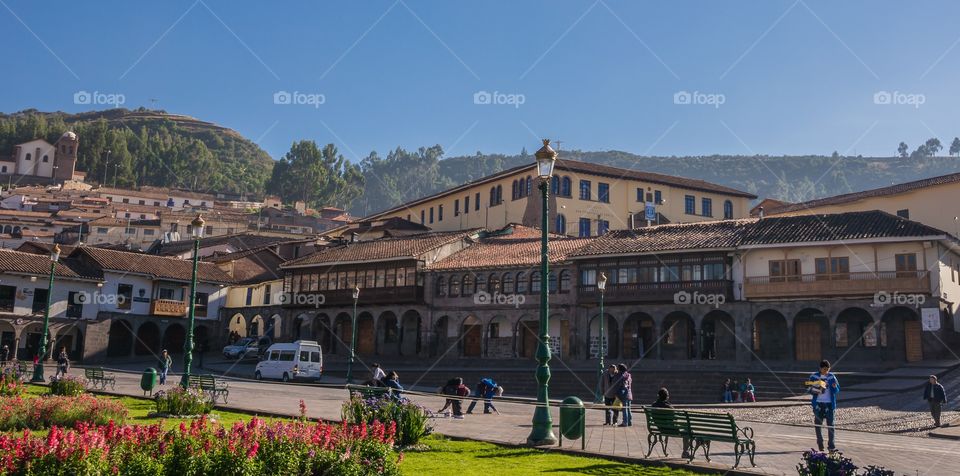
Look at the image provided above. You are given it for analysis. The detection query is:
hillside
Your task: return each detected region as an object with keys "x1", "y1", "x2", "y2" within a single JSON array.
[{"x1": 0, "y1": 108, "x2": 273, "y2": 195}]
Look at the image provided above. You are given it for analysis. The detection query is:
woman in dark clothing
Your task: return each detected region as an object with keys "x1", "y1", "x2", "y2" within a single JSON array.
[
  {"x1": 382, "y1": 371, "x2": 404, "y2": 400},
  {"x1": 651, "y1": 387, "x2": 672, "y2": 408},
  {"x1": 615, "y1": 363, "x2": 633, "y2": 427}
]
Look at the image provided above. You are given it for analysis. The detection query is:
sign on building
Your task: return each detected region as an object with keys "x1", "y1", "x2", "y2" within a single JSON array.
[{"x1": 921, "y1": 308, "x2": 940, "y2": 331}]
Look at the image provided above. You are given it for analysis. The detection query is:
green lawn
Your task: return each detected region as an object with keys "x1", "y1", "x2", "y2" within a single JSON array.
[{"x1": 402, "y1": 436, "x2": 702, "y2": 476}]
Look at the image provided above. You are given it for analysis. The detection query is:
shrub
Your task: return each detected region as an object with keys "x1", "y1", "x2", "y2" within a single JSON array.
[
  {"x1": 49, "y1": 374, "x2": 87, "y2": 396},
  {"x1": 342, "y1": 395, "x2": 431, "y2": 447},
  {"x1": 154, "y1": 386, "x2": 213, "y2": 416},
  {"x1": 0, "y1": 394, "x2": 128, "y2": 430},
  {"x1": 0, "y1": 372, "x2": 24, "y2": 397},
  {"x1": 797, "y1": 449, "x2": 858, "y2": 476},
  {"x1": 0, "y1": 416, "x2": 401, "y2": 476}
]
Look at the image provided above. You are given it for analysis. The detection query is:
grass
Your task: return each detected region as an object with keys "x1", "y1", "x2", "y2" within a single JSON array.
[{"x1": 401, "y1": 435, "x2": 704, "y2": 476}]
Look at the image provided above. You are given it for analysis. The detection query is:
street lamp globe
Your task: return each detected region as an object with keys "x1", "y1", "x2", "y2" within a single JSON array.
[
  {"x1": 50, "y1": 244, "x2": 61, "y2": 263},
  {"x1": 352, "y1": 285, "x2": 360, "y2": 300},
  {"x1": 191, "y1": 214, "x2": 205, "y2": 239},
  {"x1": 597, "y1": 271, "x2": 607, "y2": 293},
  {"x1": 535, "y1": 139, "x2": 557, "y2": 180}
]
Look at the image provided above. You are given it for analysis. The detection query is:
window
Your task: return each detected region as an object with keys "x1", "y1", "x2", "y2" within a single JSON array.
[
  {"x1": 524, "y1": 176, "x2": 531, "y2": 196},
  {"x1": 579, "y1": 180, "x2": 591, "y2": 200},
  {"x1": 487, "y1": 273, "x2": 500, "y2": 293},
  {"x1": 597, "y1": 220, "x2": 610, "y2": 235},
  {"x1": 454, "y1": 199, "x2": 460, "y2": 216},
  {"x1": 475, "y1": 192, "x2": 480, "y2": 210},
  {"x1": 154, "y1": 201, "x2": 161, "y2": 207},
  {"x1": 548, "y1": 271, "x2": 558, "y2": 294},
  {"x1": 194, "y1": 292, "x2": 209, "y2": 317},
  {"x1": 579, "y1": 218, "x2": 591, "y2": 237},
  {"x1": 684, "y1": 195, "x2": 695, "y2": 215},
  {"x1": 490, "y1": 187, "x2": 497, "y2": 206},
  {"x1": 0, "y1": 285, "x2": 14, "y2": 312},
  {"x1": 25, "y1": 153, "x2": 31, "y2": 161},
  {"x1": 138, "y1": 200, "x2": 145, "y2": 205},
  {"x1": 475, "y1": 274, "x2": 486, "y2": 293},
  {"x1": 66, "y1": 292, "x2": 83, "y2": 318},
  {"x1": 896, "y1": 209, "x2": 910, "y2": 219},
  {"x1": 516, "y1": 272, "x2": 528, "y2": 294},
  {"x1": 835, "y1": 324, "x2": 848, "y2": 347},
  {"x1": 637, "y1": 188, "x2": 643, "y2": 202},
  {"x1": 598, "y1": 183, "x2": 610, "y2": 203},
  {"x1": 429, "y1": 207, "x2": 434, "y2": 224},
  {"x1": 263, "y1": 285, "x2": 272, "y2": 305},
  {"x1": 32, "y1": 288, "x2": 48, "y2": 313},
  {"x1": 701, "y1": 198, "x2": 713, "y2": 217},
  {"x1": 96, "y1": 227, "x2": 108, "y2": 234},
  {"x1": 551, "y1": 176, "x2": 559, "y2": 195},
  {"x1": 449, "y1": 276, "x2": 461, "y2": 297},
  {"x1": 42, "y1": 155, "x2": 48, "y2": 163},
  {"x1": 559, "y1": 270, "x2": 571, "y2": 293},
  {"x1": 124, "y1": 228, "x2": 135, "y2": 235},
  {"x1": 531, "y1": 272, "x2": 541, "y2": 293},
  {"x1": 438, "y1": 205, "x2": 443, "y2": 221},
  {"x1": 279, "y1": 351, "x2": 295, "y2": 361},
  {"x1": 895, "y1": 253, "x2": 918, "y2": 278},
  {"x1": 723, "y1": 200, "x2": 734, "y2": 219},
  {"x1": 501, "y1": 272, "x2": 514, "y2": 294},
  {"x1": 580, "y1": 269, "x2": 597, "y2": 286},
  {"x1": 815, "y1": 257, "x2": 850, "y2": 280},
  {"x1": 311, "y1": 351, "x2": 321, "y2": 363},
  {"x1": 512, "y1": 180, "x2": 519, "y2": 200},
  {"x1": 420, "y1": 210, "x2": 425, "y2": 224},
  {"x1": 245, "y1": 288, "x2": 254, "y2": 306},
  {"x1": 561, "y1": 176, "x2": 572, "y2": 197},
  {"x1": 462, "y1": 274, "x2": 474, "y2": 296},
  {"x1": 205, "y1": 226, "x2": 213, "y2": 235},
  {"x1": 122, "y1": 198, "x2": 129, "y2": 203},
  {"x1": 654, "y1": 190, "x2": 663, "y2": 204},
  {"x1": 769, "y1": 259, "x2": 801, "y2": 282},
  {"x1": 435, "y1": 277, "x2": 446, "y2": 297},
  {"x1": 117, "y1": 284, "x2": 133, "y2": 310},
  {"x1": 555, "y1": 214, "x2": 566, "y2": 234}
]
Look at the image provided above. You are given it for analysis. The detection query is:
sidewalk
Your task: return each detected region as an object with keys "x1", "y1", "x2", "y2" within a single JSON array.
[{"x1": 62, "y1": 366, "x2": 960, "y2": 475}]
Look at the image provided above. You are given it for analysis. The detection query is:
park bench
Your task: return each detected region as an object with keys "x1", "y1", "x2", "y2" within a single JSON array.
[
  {"x1": 83, "y1": 367, "x2": 116, "y2": 390},
  {"x1": 643, "y1": 407, "x2": 691, "y2": 458},
  {"x1": 684, "y1": 410, "x2": 756, "y2": 468},
  {"x1": 346, "y1": 384, "x2": 392, "y2": 400},
  {"x1": 187, "y1": 374, "x2": 229, "y2": 403}
]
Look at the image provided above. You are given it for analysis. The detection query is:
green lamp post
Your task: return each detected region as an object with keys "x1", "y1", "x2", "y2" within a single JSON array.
[
  {"x1": 31, "y1": 244, "x2": 61, "y2": 382},
  {"x1": 527, "y1": 139, "x2": 558, "y2": 446},
  {"x1": 346, "y1": 285, "x2": 360, "y2": 384},
  {"x1": 180, "y1": 214, "x2": 204, "y2": 388},
  {"x1": 593, "y1": 271, "x2": 608, "y2": 402}
]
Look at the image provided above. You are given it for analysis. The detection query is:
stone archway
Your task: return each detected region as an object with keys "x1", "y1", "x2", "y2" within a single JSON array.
[
  {"x1": 794, "y1": 308, "x2": 830, "y2": 363},
  {"x1": 334, "y1": 312, "x2": 352, "y2": 355},
  {"x1": 19, "y1": 322, "x2": 52, "y2": 361},
  {"x1": 622, "y1": 312, "x2": 655, "y2": 360},
  {"x1": 460, "y1": 315, "x2": 482, "y2": 357},
  {"x1": 52, "y1": 324, "x2": 83, "y2": 362},
  {"x1": 357, "y1": 312, "x2": 375, "y2": 355},
  {"x1": 0, "y1": 320, "x2": 16, "y2": 359},
  {"x1": 107, "y1": 319, "x2": 134, "y2": 357},
  {"x1": 135, "y1": 322, "x2": 161, "y2": 356},
  {"x1": 250, "y1": 315, "x2": 264, "y2": 337},
  {"x1": 662, "y1": 312, "x2": 695, "y2": 360},
  {"x1": 313, "y1": 314, "x2": 334, "y2": 353},
  {"x1": 753, "y1": 309, "x2": 789, "y2": 361},
  {"x1": 834, "y1": 307, "x2": 877, "y2": 363},
  {"x1": 162, "y1": 323, "x2": 186, "y2": 355},
  {"x1": 880, "y1": 306, "x2": 923, "y2": 362},
  {"x1": 702, "y1": 310, "x2": 736, "y2": 360},
  {"x1": 588, "y1": 314, "x2": 619, "y2": 360},
  {"x1": 516, "y1": 318, "x2": 538, "y2": 359},
  {"x1": 228, "y1": 314, "x2": 247, "y2": 343},
  {"x1": 432, "y1": 316, "x2": 451, "y2": 357},
  {"x1": 376, "y1": 311, "x2": 399, "y2": 356},
  {"x1": 400, "y1": 310, "x2": 421, "y2": 356},
  {"x1": 267, "y1": 314, "x2": 282, "y2": 340}
]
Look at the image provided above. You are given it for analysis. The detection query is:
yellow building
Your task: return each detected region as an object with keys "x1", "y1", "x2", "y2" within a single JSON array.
[
  {"x1": 360, "y1": 158, "x2": 756, "y2": 237},
  {"x1": 766, "y1": 171, "x2": 960, "y2": 235}
]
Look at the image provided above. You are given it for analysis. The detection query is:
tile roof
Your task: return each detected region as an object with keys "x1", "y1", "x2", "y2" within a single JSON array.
[
  {"x1": 73, "y1": 246, "x2": 236, "y2": 283},
  {"x1": 0, "y1": 249, "x2": 100, "y2": 280},
  {"x1": 282, "y1": 229, "x2": 480, "y2": 267},
  {"x1": 151, "y1": 233, "x2": 301, "y2": 256},
  {"x1": 571, "y1": 210, "x2": 951, "y2": 258},
  {"x1": 203, "y1": 247, "x2": 284, "y2": 284},
  {"x1": 768, "y1": 171, "x2": 960, "y2": 214},
  {"x1": 14, "y1": 242, "x2": 77, "y2": 256},
  {"x1": 429, "y1": 225, "x2": 590, "y2": 270}
]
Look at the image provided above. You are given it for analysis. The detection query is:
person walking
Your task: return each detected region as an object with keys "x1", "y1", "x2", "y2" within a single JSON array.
[
  {"x1": 808, "y1": 360, "x2": 840, "y2": 452},
  {"x1": 158, "y1": 350, "x2": 173, "y2": 385},
  {"x1": 466, "y1": 377, "x2": 500, "y2": 414},
  {"x1": 924, "y1": 375, "x2": 948, "y2": 427},
  {"x1": 615, "y1": 363, "x2": 634, "y2": 427},
  {"x1": 600, "y1": 364, "x2": 620, "y2": 425},
  {"x1": 55, "y1": 347, "x2": 69, "y2": 379}
]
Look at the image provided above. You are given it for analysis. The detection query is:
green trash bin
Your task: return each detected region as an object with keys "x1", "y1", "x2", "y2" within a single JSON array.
[
  {"x1": 141, "y1": 368, "x2": 158, "y2": 396},
  {"x1": 558, "y1": 396, "x2": 585, "y2": 449}
]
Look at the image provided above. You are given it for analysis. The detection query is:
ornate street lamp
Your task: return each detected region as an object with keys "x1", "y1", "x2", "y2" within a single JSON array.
[
  {"x1": 527, "y1": 139, "x2": 558, "y2": 446},
  {"x1": 594, "y1": 271, "x2": 608, "y2": 402},
  {"x1": 31, "y1": 244, "x2": 60, "y2": 382},
  {"x1": 346, "y1": 285, "x2": 360, "y2": 383},
  {"x1": 180, "y1": 214, "x2": 204, "y2": 388}
]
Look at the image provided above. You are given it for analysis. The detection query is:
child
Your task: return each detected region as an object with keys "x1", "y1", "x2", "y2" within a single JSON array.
[
  {"x1": 743, "y1": 378, "x2": 756, "y2": 402},
  {"x1": 440, "y1": 377, "x2": 470, "y2": 419},
  {"x1": 437, "y1": 378, "x2": 460, "y2": 416}
]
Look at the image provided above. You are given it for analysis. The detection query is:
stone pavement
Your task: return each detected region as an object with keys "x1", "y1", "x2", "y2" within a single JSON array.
[{"x1": 60, "y1": 365, "x2": 960, "y2": 476}]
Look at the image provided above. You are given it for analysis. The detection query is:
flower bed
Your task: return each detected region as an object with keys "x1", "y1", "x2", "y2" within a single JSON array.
[
  {"x1": 0, "y1": 394, "x2": 128, "y2": 431},
  {"x1": 342, "y1": 395, "x2": 431, "y2": 447},
  {"x1": 0, "y1": 417, "x2": 400, "y2": 475},
  {"x1": 797, "y1": 450, "x2": 894, "y2": 476},
  {"x1": 154, "y1": 386, "x2": 213, "y2": 416},
  {"x1": 49, "y1": 375, "x2": 87, "y2": 396},
  {"x1": 0, "y1": 373, "x2": 24, "y2": 398}
]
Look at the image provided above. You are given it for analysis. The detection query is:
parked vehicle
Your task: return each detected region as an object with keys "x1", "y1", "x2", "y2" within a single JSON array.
[
  {"x1": 222, "y1": 337, "x2": 259, "y2": 360},
  {"x1": 254, "y1": 340, "x2": 323, "y2": 382}
]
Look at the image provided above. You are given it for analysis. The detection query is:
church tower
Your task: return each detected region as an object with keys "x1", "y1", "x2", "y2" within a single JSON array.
[{"x1": 53, "y1": 131, "x2": 78, "y2": 181}]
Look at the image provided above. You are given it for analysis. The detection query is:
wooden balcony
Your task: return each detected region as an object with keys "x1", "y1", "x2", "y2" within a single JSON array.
[
  {"x1": 282, "y1": 286, "x2": 424, "y2": 308},
  {"x1": 578, "y1": 280, "x2": 734, "y2": 304},
  {"x1": 744, "y1": 271, "x2": 930, "y2": 299},
  {"x1": 150, "y1": 299, "x2": 188, "y2": 317}
]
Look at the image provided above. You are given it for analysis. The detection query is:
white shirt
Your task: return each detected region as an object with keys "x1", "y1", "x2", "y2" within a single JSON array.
[
  {"x1": 372, "y1": 367, "x2": 386, "y2": 381},
  {"x1": 814, "y1": 375, "x2": 832, "y2": 403}
]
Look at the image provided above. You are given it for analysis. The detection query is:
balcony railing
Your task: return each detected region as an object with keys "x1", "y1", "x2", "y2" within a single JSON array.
[
  {"x1": 150, "y1": 299, "x2": 188, "y2": 317},
  {"x1": 578, "y1": 280, "x2": 734, "y2": 303},
  {"x1": 282, "y1": 286, "x2": 423, "y2": 307},
  {"x1": 744, "y1": 270, "x2": 929, "y2": 299}
]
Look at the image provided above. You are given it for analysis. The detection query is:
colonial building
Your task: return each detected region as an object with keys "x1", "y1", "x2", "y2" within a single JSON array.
[{"x1": 0, "y1": 132, "x2": 81, "y2": 182}]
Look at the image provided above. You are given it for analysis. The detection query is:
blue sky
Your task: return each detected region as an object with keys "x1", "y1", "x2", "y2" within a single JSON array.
[{"x1": 2, "y1": 0, "x2": 959, "y2": 161}]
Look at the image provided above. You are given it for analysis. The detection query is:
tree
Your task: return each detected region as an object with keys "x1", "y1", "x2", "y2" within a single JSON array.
[
  {"x1": 265, "y1": 141, "x2": 365, "y2": 210},
  {"x1": 925, "y1": 138, "x2": 943, "y2": 156},
  {"x1": 950, "y1": 137, "x2": 960, "y2": 156},
  {"x1": 897, "y1": 142, "x2": 909, "y2": 158}
]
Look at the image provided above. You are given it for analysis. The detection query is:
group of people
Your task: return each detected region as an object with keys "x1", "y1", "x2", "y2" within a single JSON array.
[
  {"x1": 437, "y1": 377, "x2": 502, "y2": 419},
  {"x1": 720, "y1": 377, "x2": 756, "y2": 403},
  {"x1": 599, "y1": 363, "x2": 634, "y2": 427}
]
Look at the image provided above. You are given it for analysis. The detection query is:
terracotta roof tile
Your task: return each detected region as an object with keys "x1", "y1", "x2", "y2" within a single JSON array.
[
  {"x1": 283, "y1": 229, "x2": 480, "y2": 267},
  {"x1": 0, "y1": 249, "x2": 100, "y2": 280},
  {"x1": 769, "y1": 171, "x2": 960, "y2": 214},
  {"x1": 430, "y1": 226, "x2": 590, "y2": 270},
  {"x1": 74, "y1": 246, "x2": 236, "y2": 283}
]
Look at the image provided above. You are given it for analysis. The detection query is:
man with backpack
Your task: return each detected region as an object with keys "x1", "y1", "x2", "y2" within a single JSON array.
[{"x1": 466, "y1": 377, "x2": 501, "y2": 414}]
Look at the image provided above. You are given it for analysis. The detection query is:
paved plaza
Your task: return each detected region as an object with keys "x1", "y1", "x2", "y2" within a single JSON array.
[{"x1": 63, "y1": 363, "x2": 960, "y2": 476}]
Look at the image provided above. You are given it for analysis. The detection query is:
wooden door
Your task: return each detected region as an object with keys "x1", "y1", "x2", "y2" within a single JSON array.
[
  {"x1": 904, "y1": 320, "x2": 922, "y2": 362},
  {"x1": 357, "y1": 319, "x2": 374, "y2": 355},
  {"x1": 463, "y1": 325, "x2": 481, "y2": 357},
  {"x1": 795, "y1": 321, "x2": 821, "y2": 362},
  {"x1": 560, "y1": 320, "x2": 570, "y2": 360},
  {"x1": 521, "y1": 321, "x2": 537, "y2": 358},
  {"x1": 339, "y1": 321, "x2": 352, "y2": 355}
]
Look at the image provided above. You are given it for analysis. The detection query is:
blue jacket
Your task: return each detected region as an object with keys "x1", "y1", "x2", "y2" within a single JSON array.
[
  {"x1": 808, "y1": 372, "x2": 840, "y2": 409},
  {"x1": 478, "y1": 378, "x2": 498, "y2": 398}
]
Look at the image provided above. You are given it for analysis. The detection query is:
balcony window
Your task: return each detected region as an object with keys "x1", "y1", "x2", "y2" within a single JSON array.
[
  {"x1": 895, "y1": 253, "x2": 918, "y2": 278},
  {"x1": 531, "y1": 272, "x2": 541, "y2": 293},
  {"x1": 769, "y1": 259, "x2": 801, "y2": 282},
  {"x1": 555, "y1": 214, "x2": 566, "y2": 235},
  {"x1": 559, "y1": 270, "x2": 571, "y2": 293},
  {"x1": 158, "y1": 288, "x2": 176, "y2": 300},
  {"x1": 385, "y1": 269, "x2": 397, "y2": 287},
  {"x1": 475, "y1": 273, "x2": 486, "y2": 293},
  {"x1": 580, "y1": 269, "x2": 596, "y2": 286},
  {"x1": 684, "y1": 195, "x2": 695, "y2": 215},
  {"x1": 376, "y1": 269, "x2": 386, "y2": 288},
  {"x1": 502, "y1": 272, "x2": 515, "y2": 294},
  {"x1": 703, "y1": 263, "x2": 725, "y2": 280},
  {"x1": 194, "y1": 292, "x2": 209, "y2": 317},
  {"x1": 516, "y1": 272, "x2": 528, "y2": 293},
  {"x1": 487, "y1": 273, "x2": 500, "y2": 293},
  {"x1": 462, "y1": 274, "x2": 474, "y2": 296},
  {"x1": 435, "y1": 277, "x2": 446, "y2": 297},
  {"x1": 449, "y1": 276, "x2": 461, "y2": 297},
  {"x1": 815, "y1": 257, "x2": 850, "y2": 280}
]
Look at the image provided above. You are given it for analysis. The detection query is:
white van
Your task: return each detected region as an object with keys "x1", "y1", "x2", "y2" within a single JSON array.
[{"x1": 254, "y1": 340, "x2": 323, "y2": 382}]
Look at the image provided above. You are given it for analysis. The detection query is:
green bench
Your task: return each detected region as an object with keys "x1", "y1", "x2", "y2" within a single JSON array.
[
  {"x1": 83, "y1": 367, "x2": 116, "y2": 390},
  {"x1": 187, "y1": 374, "x2": 229, "y2": 403},
  {"x1": 641, "y1": 407, "x2": 756, "y2": 468},
  {"x1": 346, "y1": 384, "x2": 392, "y2": 399}
]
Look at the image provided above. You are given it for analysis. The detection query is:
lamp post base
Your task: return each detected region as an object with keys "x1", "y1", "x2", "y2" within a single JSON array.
[
  {"x1": 526, "y1": 407, "x2": 558, "y2": 446},
  {"x1": 31, "y1": 364, "x2": 44, "y2": 383}
]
